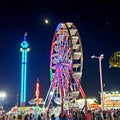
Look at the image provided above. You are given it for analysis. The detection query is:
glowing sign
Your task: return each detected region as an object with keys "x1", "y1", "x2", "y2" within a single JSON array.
[{"x1": 110, "y1": 97, "x2": 120, "y2": 100}]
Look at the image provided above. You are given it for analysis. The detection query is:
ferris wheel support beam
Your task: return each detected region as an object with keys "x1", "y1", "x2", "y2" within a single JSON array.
[{"x1": 79, "y1": 85, "x2": 88, "y2": 113}]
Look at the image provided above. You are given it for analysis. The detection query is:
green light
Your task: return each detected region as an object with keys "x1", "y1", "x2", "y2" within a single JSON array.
[{"x1": 50, "y1": 69, "x2": 53, "y2": 82}]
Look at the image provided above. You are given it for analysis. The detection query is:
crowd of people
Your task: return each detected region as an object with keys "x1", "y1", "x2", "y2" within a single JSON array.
[
  {"x1": 0, "y1": 108, "x2": 120, "y2": 120},
  {"x1": 50, "y1": 109, "x2": 120, "y2": 120}
]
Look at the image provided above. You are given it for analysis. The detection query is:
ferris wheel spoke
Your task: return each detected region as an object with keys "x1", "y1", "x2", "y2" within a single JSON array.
[{"x1": 61, "y1": 62, "x2": 71, "y2": 68}]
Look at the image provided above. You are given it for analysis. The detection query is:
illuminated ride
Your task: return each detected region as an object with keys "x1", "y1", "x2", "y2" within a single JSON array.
[
  {"x1": 109, "y1": 51, "x2": 120, "y2": 68},
  {"x1": 28, "y1": 80, "x2": 43, "y2": 106},
  {"x1": 10, "y1": 80, "x2": 43, "y2": 115},
  {"x1": 20, "y1": 32, "x2": 30, "y2": 106},
  {"x1": 43, "y1": 22, "x2": 87, "y2": 114}
]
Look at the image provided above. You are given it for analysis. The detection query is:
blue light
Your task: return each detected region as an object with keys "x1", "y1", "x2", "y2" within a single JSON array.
[
  {"x1": 56, "y1": 23, "x2": 62, "y2": 31},
  {"x1": 20, "y1": 33, "x2": 30, "y2": 106},
  {"x1": 21, "y1": 41, "x2": 29, "y2": 48}
]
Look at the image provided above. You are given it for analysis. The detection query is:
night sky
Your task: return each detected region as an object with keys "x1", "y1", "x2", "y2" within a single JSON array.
[{"x1": 0, "y1": 1, "x2": 120, "y2": 110}]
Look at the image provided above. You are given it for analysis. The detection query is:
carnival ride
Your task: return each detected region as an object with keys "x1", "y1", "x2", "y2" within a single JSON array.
[
  {"x1": 109, "y1": 51, "x2": 120, "y2": 68},
  {"x1": 20, "y1": 32, "x2": 30, "y2": 106},
  {"x1": 43, "y1": 22, "x2": 87, "y2": 114},
  {"x1": 28, "y1": 79, "x2": 43, "y2": 106},
  {"x1": 10, "y1": 80, "x2": 43, "y2": 115}
]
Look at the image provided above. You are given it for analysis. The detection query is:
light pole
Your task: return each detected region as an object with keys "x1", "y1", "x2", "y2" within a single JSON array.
[{"x1": 91, "y1": 54, "x2": 104, "y2": 111}]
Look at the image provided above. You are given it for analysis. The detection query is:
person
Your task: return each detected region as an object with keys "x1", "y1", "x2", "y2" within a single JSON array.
[
  {"x1": 51, "y1": 114, "x2": 55, "y2": 120},
  {"x1": 62, "y1": 114, "x2": 67, "y2": 120},
  {"x1": 73, "y1": 112, "x2": 78, "y2": 120},
  {"x1": 24, "y1": 114, "x2": 29, "y2": 120},
  {"x1": 38, "y1": 114, "x2": 42, "y2": 120},
  {"x1": 1, "y1": 116, "x2": 5, "y2": 120},
  {"x1": 18, "y1": 114, "x2": 22, "y2": 120},
  {"x1": 30, "y1": 113, "x2": 34, "y2": 120},
  {"x1": 103, "y1": 111, "x2": 106, "y2": 120},
  {"x1": 13, "y1": 116, "x2": 17, "y2": 120},
  {"x1": 40, "y1": 113, "x2": 44, "y2": 120},
  {"x1": 67, "y1": 112, "x2": 73, "y2": 120},
  {"x1": 85, "y1": 110, "x2": 92, "y2": 120},
  {"x1": 5, "y1": 115, "x2": 10, "y2": 120}
]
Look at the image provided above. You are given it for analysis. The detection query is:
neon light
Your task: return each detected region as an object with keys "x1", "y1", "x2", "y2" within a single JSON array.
[
  {"x1": 35, "y1": 81, "x2": 40, "y2": 106},
  {"x1": 24, "y1": 50, "x2": 27, "y2": 102},
  {"x1": 20, "y1": 33, "x2": 30, "y2": 106},
  {"x1": 36, "y1": 82, "x2": 40, "y2": 99},
  {"x1": 56, "y1": 23, "x2": 62, "y2": 31},
  {"x1": 50, "y1": 69, "x2": 53, "y2": 82}
]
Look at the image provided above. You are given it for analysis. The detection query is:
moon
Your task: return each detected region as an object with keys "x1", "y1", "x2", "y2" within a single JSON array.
[{"x1": 45, "y1": 19, "x2": 49, "y2": 24}]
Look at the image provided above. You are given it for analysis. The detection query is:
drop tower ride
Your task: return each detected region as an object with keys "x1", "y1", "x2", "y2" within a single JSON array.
[{"x1": 20, "y1": 32, "x2": 30, "y2": 106}]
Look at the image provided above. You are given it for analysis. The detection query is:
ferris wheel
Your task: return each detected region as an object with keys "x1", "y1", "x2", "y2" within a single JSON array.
[{"x1": 44, "y1": 22, "x2": 84, "y2": 111}]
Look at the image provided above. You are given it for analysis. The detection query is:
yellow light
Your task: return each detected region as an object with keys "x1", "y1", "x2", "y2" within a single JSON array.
[
  {"x1": 20, "y1": 48, "x2": 23, "y2": 52},
  {"x1": 27, "y1": 48, "x2": 30, "y2": 52}
]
